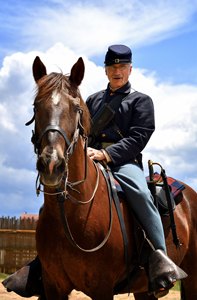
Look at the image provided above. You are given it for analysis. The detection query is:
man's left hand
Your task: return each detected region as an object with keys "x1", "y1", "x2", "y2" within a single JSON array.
[{"x1": 87, "y1": 147, "x2": 105, "y2": 161}]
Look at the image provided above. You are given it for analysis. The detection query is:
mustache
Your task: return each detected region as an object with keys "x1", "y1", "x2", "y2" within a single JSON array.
[{"x1": 111, "y1": 75, "x2": 124, "y2": 79}]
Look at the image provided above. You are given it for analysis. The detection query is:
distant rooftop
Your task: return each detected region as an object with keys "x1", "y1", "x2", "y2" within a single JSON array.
[{"x1": 21, "y1": 213, "x2": 39, "y2": 221}]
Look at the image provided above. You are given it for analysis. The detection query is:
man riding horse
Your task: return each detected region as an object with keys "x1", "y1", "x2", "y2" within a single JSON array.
[
  {"x1": 86, "y1": 44, "x2": 187, "y2": 297},
  {"x1": 2, "y1": 45, "x2": 187, "y2": 299}
]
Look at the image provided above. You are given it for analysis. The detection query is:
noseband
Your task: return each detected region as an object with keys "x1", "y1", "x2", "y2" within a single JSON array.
[{"x1": 37, "y1": 125, "x2": 71, "y2": 149}]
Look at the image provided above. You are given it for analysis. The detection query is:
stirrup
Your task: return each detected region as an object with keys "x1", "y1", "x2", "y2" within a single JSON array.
[
  {"x1": 148, "y1": 250, "x2": 187, "y2": 295},
  {"x1": 2, "y1": 256, "x2": 45, "y2": 297},
  {"x1": 153, "y1": 289, "x2": 169, "y2": 298}
]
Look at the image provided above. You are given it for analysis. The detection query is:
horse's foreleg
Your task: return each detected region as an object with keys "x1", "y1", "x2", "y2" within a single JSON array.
[
  {"x1": 41, "y1": 268, "x2": 73, "y2": 300},
  {"x1": 133, "y1": 292, "x2": 156, "y2": 300},
  {"x1": 91, "y1": 285, "x2": 114, "y2": 300},
  {"x1": 44, "y1": 285, "x2": 69, "y2": 300},
  {"x1": 91, "y1": 292, "x2": 114, "y2": 300}
]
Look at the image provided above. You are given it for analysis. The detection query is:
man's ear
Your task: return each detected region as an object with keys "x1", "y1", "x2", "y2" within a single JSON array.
[
  {"x1": 105, "y1": 66, "x2": 108, "y2": 76},
  {"x1": 129, "y1": 65, "x2": 132, "y2": 75}
]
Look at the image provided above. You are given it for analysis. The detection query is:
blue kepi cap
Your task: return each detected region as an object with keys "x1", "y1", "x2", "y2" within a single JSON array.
[{"x1": 104, "y1": 45, "x2": 132, "y2": 66}]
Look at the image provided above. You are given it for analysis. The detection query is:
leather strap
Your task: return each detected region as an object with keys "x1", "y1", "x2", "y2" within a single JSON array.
[
  {"x1": 160, "y1": 170, "x2": 181, "y2": 249},
  {"x1": 105, "y1": 90, "x2": 134, "y2": 110},
  {"x1": 106, "y1": 164, "x2": 131, "y2": 293},
  {"x1": 56, "y1": 162, "x2": 113, "y2": 252},
  {"x1": 37, "y1": 125, "x2": 71, "y2": 147},
  {"x1": 101, "y1": 90, "x2": 136, "y2": 140}
]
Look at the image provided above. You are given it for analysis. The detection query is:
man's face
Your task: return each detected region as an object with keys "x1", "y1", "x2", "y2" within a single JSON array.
[{"x1": 105, "y1": 63, "x2": 132, "y2": 90}]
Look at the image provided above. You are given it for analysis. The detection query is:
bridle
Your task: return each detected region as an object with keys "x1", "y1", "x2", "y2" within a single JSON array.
[
  {"x1": 26, "y1": 104, "x2": 89, "y2": 195},
  {"x1": 26, "y1": 91, "x2": 113, "y2": 252}
]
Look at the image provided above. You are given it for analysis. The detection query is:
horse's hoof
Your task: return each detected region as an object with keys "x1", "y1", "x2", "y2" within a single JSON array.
[{"x1": 153, "y1": 289, "x2": 169, "y2": 298}]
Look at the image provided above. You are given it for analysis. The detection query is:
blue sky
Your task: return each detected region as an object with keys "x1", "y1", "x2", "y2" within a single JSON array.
[
  {"x1": 1, "y1": 0, "x2": 197, "y2": 85},
  {"x1": 0, "y1": 0, "x2": 197, "y2": 217}
]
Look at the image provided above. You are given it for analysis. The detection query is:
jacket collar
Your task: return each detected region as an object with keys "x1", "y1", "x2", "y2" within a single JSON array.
[{"x1": 107, "y1": 81, "x2": 131, "y2": 94}]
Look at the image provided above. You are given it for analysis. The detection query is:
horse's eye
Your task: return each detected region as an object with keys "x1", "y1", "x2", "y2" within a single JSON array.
[{"x1": 73, "y1": 105, "x2": 80, "y2": 113}]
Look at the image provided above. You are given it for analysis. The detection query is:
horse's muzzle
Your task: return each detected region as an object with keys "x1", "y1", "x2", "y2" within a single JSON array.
[{"x1": 36, "y1": 154, "x2": 66, "y2": 187}]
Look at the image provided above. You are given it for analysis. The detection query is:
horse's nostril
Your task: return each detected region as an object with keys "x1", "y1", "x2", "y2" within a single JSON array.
[
  {"x1": 37, "y1": 157, "x2": 46, "y2": 172},
  {"x1": 56, "y1": 158, "x2": 66, "y2": 175},
  {"x1": 37, "y1": 154, "x2": 65, "y2": 178}
]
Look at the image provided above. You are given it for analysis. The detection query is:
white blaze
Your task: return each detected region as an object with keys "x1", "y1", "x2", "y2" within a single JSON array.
[
  {"x1": 52, "y1": 149, "x2": 58, "y2": 161},
  {"x1": 52, "y1": 90, "x2": 61, "y2": 105}
]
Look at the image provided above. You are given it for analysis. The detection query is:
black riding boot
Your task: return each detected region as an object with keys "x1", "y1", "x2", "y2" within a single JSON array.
[
  {"x1": 148, "y1": 249, "x2": 187, "y2": 298},
  {"x1": 2, "y1": 256, "x2": 45, "y2": 298}
]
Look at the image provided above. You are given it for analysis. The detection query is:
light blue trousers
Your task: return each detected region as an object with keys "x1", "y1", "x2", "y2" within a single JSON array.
[{"x1": 112, "y1": 160, "x2": 167, "y2": 253}]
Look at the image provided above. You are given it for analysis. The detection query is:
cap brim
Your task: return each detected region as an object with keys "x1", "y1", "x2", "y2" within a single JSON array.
[{"x1": 104, "y1": 59, "x2": 132, "y2": 66}]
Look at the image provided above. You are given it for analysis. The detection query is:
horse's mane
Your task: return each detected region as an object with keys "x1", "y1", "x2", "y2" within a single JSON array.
[{"x1": 34, "y1": 72, "x2": 90, "y2": 135}]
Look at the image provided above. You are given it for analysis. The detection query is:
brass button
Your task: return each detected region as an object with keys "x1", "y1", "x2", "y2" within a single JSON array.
[
  {"x1": 110, "y1": 93, "x2": 114, "y2": 96},
  {"x1": 102, "y1": 134, "x2": 106, "y2": 137}
]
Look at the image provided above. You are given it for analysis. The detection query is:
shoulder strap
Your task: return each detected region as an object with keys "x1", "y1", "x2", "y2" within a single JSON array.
[
  {"x1": 108, "y1": 93, "x2": 126, "y2": 110},
  {"x1": 107, "y1": 90, "x2": 136, "y2": 138},
  {"x1": 107, "y1": 88, "x2": 137, "y2": 110},
  {"x1": 88, "y1": 89, "x2": 136, "y2": 145}
]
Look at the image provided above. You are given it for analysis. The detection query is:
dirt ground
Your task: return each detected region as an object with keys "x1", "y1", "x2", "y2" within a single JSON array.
[{"x1": 0, "y1": 281, "x2": 180, "y2": 300}]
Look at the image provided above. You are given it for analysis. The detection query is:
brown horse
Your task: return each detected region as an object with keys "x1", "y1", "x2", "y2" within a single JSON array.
[{"x1": 31, "y1": 56, "x2": 197, "y2": 300}]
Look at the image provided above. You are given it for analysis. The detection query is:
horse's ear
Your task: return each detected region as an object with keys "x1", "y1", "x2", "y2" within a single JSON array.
[
  {"x1": 69, "y1": 57, "x2": 85, "y2": 86},
  {"x1": 33, "y1": 56, "x2": 47, "y2": 82}
]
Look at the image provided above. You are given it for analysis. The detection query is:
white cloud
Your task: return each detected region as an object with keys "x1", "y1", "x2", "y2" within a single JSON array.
[
  {"x1": 0, "y1": 43, "x2": 197, "y2": 217},
  {"x1": 13, "y1": 0, "x2": 197, "y2": 57},
  {"x1": 134, "y1": 71, "x2": 197, "y2": 180},
  {"x1": 0, "y1": 104, "x2": 17, "y2": 132}
]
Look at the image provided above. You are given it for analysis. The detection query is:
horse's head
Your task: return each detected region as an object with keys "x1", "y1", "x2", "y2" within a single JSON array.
[{"x1": 30, "y1": 56, "x2": 90, "y2": 188}]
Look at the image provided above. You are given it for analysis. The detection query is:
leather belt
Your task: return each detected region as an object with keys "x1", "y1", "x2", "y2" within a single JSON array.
[
  {"x1": 100, "y1": 142, "x2": 138, "y2": 165},
  {"x1": 101, "y1": 142, "x2": 115, "y2": 148}
]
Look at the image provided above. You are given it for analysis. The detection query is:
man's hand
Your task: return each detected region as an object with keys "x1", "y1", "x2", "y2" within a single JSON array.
[{"x1": 87, "y1": 147, "x2": 105, "y2": 161}]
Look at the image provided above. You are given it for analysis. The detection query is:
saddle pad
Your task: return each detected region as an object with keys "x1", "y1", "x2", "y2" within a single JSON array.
[{"x1": 146, "y1": 173, "x2": 186, "y2": 198}]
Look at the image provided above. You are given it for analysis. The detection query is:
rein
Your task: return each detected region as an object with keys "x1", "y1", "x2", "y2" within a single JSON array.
[{"x1": 56, "y1": 161, "x2": 113, "y2": 252}]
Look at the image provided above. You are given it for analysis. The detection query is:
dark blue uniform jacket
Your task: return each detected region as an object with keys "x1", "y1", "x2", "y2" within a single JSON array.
[{"x1": 86, "y1": 81, "x2": 155, "y2": 169}]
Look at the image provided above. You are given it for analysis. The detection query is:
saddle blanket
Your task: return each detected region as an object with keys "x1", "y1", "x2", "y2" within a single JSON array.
[{"x1": 145, "y1": 173, "x2": 186, "y2": 198}]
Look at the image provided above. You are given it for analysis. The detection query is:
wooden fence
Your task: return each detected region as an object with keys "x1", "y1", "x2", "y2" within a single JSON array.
[{"x1": 0, "y1": 216, "x2": 38, "y2": 274}]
